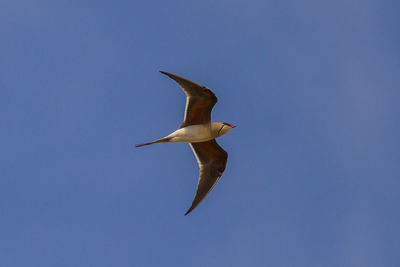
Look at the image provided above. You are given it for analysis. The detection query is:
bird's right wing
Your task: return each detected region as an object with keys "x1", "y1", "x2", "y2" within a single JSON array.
[
  {"x1": 160, "y1": 71, "x2": 218, "y2": 128},
  {"x1": 186, "y1": 139, "x2": 228, "y2": 215}
]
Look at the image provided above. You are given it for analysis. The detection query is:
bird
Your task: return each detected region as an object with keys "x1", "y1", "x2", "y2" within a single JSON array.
[{"x1": 136, "y1": 71, "x2": 236, "y2": 215}]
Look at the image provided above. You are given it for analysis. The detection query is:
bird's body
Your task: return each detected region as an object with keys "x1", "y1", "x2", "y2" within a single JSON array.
[
  {"x1": 165, "y1": 123, "x2": 215, "y2": 143},
  {"x1": 136, "y1": 71, "x2": 235, "y2": 215},
  {"x1": 147, "y1": 122, "x2": 231, "y2": 144}
]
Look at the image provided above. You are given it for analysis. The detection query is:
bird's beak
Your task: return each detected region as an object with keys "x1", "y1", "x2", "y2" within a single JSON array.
[{"x1": 231, "y1": 125, "x2": 237, "y2": 128}]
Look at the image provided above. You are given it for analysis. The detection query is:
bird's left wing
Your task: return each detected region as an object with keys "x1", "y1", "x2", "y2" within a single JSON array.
[
  {"x1": 186, "y1": 139, "x2": 228, "y2": 215},
  {"x1": 160, "y1": 71, "x2": 218, "y2": 128}
]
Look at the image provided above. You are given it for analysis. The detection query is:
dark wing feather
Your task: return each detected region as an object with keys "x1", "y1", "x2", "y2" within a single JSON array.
[
  {"x1": 185, "y1": 139, "x2": 228, "y2": 215},
  {"x1": 160, "y1": 71, "x2": 218, "y2": 128}
]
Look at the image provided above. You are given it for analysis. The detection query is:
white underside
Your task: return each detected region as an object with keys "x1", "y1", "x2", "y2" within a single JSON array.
[{"x1": 165, "y1": 124, "x2": 215, "y2": 143}]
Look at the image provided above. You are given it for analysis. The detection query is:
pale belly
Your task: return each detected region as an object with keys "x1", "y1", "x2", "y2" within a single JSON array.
[{"x1": 167, "y1": 124, "x2": 214, "y2": 143}]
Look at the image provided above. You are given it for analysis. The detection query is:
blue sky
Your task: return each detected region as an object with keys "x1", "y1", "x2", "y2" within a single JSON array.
[{"x1": 1, "y1": 0, "x2": 399, "y2": 266}]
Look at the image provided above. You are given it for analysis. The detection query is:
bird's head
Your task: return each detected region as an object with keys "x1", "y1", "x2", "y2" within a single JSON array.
[{"x1": 215, "y1": 122, "x2": 236, "y2": 137}]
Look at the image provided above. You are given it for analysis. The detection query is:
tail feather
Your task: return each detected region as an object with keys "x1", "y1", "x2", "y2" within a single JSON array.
[
  {"x1": 135, "y1": 141, "x2": 156, "y2": 147},
  {"x1": 135, "y1": 137, "x2": 172, "y2": 148}
]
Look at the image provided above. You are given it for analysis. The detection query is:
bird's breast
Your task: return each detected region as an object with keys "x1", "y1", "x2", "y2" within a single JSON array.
[{"x1": 170, "y1": 124, "x2": 213, "y2": 143}]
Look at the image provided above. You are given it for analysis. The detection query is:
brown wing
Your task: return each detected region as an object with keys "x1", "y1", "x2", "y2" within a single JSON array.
[
  {"x1": 160, "y1": 71, "x2": 218, "y2": 128},
  {"x1": 185, "y1": 139, "x2": 228, "y2": 215}
]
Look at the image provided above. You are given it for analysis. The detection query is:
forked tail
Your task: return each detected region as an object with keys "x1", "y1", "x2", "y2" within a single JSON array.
[{"x1": 135, "y1": 137, "x2": 171, "y2": 148}]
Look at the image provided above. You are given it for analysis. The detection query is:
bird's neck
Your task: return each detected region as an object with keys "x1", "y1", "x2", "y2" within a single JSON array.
[{"x1": 211, "y1": 122, "x2": 225, "y2": 137}]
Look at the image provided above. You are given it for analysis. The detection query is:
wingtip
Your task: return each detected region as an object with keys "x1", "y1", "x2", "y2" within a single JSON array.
[
  {"x1": 160, "y1": 71, "x2": 176, "y2": 78},
  {"x1": 184, "y1": 203, "x2": 197, "y2": 216},
  {"x1": 184, "y1": 208, "x2": 193, "y2": 216}
]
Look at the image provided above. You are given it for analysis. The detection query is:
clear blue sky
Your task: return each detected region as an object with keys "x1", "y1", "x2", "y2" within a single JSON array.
[{"x1": 1, "y1": 0, "x2": 399, "y2": 266}]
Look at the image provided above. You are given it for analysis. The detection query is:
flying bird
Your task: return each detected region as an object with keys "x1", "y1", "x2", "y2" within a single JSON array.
[{"x1": 136, "y1": 71, "x2": 236, "y2": 215}]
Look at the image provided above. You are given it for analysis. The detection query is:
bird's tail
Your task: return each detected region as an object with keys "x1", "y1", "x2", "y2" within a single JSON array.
[{"x1": 135, "y1": 137, "x2": 172, "y2": 148}]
